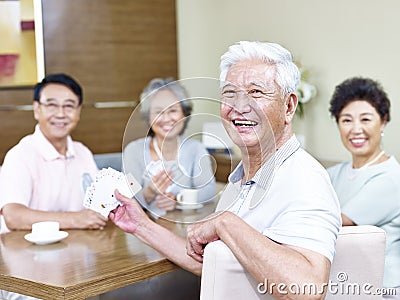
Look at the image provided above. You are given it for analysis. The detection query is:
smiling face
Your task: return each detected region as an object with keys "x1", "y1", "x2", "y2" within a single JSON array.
[
  {"x1": 220, "y1": 59, "x2": 297, "y2": 155},
  {"x1": 33, "y1": 83, "x2": 81, "y2": 146},
  {"x1": 338, "y1": 100, "x2": 386, "y2": 161},
  {"x1": 149, "y1": 89, "x2": 185, "y2": 141}
]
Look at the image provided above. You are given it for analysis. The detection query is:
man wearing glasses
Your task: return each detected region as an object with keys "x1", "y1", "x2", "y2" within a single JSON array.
[{"x1": 0, "y1": 73, "x2": 107, "y2": 234}]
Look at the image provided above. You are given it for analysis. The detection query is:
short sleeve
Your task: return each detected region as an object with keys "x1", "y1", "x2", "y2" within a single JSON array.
[
  {"x1": 0, "y1": 148, "x2": 33, "y2": 210},
  {"x1": 264, "y1": 204, "x2": 341, "y2": 262}
]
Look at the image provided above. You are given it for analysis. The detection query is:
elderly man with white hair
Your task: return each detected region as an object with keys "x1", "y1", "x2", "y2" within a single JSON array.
[{"x1": 109, "y1": 41, "x2": 341, "y2": 300}]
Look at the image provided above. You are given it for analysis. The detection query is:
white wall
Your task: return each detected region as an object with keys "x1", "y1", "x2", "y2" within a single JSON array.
[{"x1": 176, "y1": 0, "x2": 400, "y2": 162}]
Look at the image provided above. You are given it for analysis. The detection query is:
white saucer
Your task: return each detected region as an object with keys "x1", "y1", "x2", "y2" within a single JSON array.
[
  {"x1": 24, "y1": 231, "x2": 69, "y2": 245},
  {"x1": 176, "y1": 203, "x2": 203, "y2": 210}
]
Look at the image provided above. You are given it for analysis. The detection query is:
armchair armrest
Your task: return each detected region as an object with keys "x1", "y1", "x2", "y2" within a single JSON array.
[{"x1": 200, "y1": 225, "x2": 386, "y2": 300}]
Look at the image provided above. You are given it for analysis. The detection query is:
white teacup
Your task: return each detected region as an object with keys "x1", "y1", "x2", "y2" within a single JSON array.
[
  {"x1": 31, "y1": 221, "x2": 60, "y2": 237},
  {"x1": 176, "y1": 189, "x2": 198, "y2": 205}
]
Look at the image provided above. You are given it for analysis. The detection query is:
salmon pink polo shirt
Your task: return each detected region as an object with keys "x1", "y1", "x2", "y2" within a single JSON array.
[{"x1": 0, "y1": 125, "x2": 98, "y2": 233}]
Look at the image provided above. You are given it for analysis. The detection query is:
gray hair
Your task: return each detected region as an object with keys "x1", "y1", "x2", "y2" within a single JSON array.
[
  {"x1": 140, "y1": 77, "x2": 193, "y2": 136},
  {"x1": 219, "y1": 41, "x2": 300, "y2": 97}
]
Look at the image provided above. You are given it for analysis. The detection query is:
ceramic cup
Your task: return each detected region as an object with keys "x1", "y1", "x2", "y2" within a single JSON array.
[
  {"x1": 176, "y1": 189, "x2": 198, "y2": 205},
  {"x1": 31, "y1": 221, "x2": 60, "y2": 237}
]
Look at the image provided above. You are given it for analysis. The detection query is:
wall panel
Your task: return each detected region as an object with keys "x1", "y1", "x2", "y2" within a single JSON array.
[{"x1": 0, "y1": 0, "x2": 177, "y2": 163}]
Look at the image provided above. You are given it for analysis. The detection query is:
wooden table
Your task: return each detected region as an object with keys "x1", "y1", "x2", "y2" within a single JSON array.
[{"x1": 0, "y1": 202, "x2": 217, "y2": 300}]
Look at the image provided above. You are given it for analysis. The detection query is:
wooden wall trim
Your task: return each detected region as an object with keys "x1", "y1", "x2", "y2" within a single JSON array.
[{"x1": 0, "y1": 0, "x2": 177, "y2": 163}]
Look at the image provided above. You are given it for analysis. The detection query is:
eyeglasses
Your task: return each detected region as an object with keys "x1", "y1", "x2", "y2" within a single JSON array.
[{"x1": 39, "y1": 102, "x2": 80, "y2": 114}]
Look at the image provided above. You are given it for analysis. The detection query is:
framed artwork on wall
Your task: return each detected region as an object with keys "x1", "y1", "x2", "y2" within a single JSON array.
[{"x1": 0, "y1": 0, "x2": 45, "y2": 87}]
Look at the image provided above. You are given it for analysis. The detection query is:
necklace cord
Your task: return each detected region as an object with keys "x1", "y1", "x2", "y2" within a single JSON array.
[
  {"x1": 152, "y1": 138, "x2": 179, "y2": 161},
  {"x1": 356, "y1": 150, "x2": 385, "y2": 169}
]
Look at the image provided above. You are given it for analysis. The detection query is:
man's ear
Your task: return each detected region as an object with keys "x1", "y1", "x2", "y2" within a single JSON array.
[
  {"x1": 33, "y1": 101, "x2": 40, "y2": 121},
  {"x1": 285, "y1": 93, "x2": 298, "y2": 124},
  {"x1": 75, "y1": 105, "x2": 82, "y2": 122}
]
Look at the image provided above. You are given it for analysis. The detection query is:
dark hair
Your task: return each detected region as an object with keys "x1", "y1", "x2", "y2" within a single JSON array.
[
  {"x1": 33, "y1": 73, "x2": 83, "y2": 104},
  {"x1": 329, "y1": 77, "x2": 390, "y2": 123}
]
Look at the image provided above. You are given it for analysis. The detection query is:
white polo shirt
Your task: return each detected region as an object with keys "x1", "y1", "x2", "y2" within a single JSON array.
[
  {"x1": 217, "y1": 136, "x2": 341, "y2": 262},
  {"x1": 0, "y1": 125, "x2": 98, "y2": 233}
]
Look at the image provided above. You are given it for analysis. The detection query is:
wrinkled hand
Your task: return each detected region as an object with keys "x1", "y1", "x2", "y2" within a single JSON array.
[
  {"x1": 109, "y1": 189, "x2": 149, "y2": 234},
  {"x1": 154, "y1": 192, "x2": 177, "y2": 211},
  {"x1": 186, "y1": 212, "x2": 226, "y2": 262},
  {"x1": 74, "y1": 209, "x2": 108, "y2": 229}
]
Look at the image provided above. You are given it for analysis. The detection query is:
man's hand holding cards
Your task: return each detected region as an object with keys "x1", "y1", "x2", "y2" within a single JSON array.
[{"x1": 83, "y1": 168, "x2": 142, "y2": 218}]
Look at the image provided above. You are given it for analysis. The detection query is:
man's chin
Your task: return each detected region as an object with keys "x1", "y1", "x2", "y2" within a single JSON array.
[
  {"x1": 50, "y1": 127, "x2": 72, "y2": 138},
  {"x1": 236, "y1": 140, "x2": 262, "y2": 151}
]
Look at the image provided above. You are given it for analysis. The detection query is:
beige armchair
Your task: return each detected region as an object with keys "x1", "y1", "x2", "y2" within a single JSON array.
[{"x1": 200, "y1": 225, "x2": 386, "y2": 300}]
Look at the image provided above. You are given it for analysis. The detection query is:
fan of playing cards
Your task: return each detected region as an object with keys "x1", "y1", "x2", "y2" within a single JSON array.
[{"x1": 83, "y1": 168, "x2": 142, "y2": 217}]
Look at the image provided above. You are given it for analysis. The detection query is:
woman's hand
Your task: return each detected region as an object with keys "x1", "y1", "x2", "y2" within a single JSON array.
[
  {"x1": 142, "y1": 170, "x2": 174, "y2": 202},
  {"x1": 154, "y1": 192, "x2": 177, "y2": 211}
]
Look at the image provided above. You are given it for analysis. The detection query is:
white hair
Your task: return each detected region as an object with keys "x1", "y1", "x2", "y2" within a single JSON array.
[
  {"x1": 219, "y1": 41, "x2": 300, "y2": 96},
  {"x1": 139, "y1": 77, "x2": 193, "y2": 136}
]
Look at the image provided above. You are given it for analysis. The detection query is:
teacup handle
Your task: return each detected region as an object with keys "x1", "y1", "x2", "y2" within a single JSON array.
[{"x1": 176, "y1": 193, "x2": 183, "y2": 202}]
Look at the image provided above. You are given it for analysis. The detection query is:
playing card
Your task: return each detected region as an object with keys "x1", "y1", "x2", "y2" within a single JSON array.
[
  {"x1": 126, "y1": 173, "x2": 142, "y2": 195},
  {"x1": 83, "y1": 168, "x2": 142, "y2": 218},
  {"x1": 81, "y1": 172, "x2": 93, "y2": 193}
]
